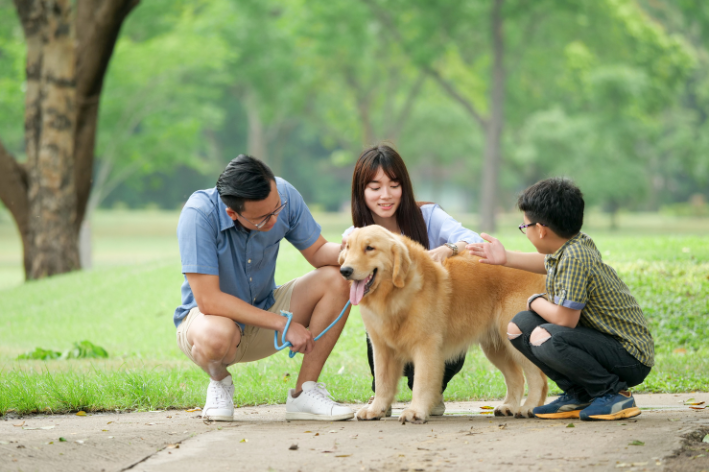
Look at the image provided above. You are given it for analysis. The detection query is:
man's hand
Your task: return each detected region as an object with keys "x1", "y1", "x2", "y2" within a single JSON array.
[
  {"x1": 283, "y1": 320, "x2": 315, "y2": 355},
  {"x1": 467, "y1": 233, "x2": 507, "y2": 265}
]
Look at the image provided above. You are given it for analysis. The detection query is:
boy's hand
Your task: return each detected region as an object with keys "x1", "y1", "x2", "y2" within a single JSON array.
[{"x1": 467, "y1": 233, "x2": 507, "y2": 265}]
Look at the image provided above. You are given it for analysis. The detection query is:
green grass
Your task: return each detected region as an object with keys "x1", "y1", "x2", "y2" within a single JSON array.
[{"x1": 0, "y1": 210, "x2": 708, "y2": 416}]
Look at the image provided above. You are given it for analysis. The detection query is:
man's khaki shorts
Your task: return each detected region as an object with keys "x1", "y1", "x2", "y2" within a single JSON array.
[{"x1": 176, "y1": 279, "x2": 297, "y2": 366}]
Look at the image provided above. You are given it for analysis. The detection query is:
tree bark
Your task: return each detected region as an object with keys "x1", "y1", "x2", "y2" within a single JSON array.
[
  {"x1": 244, "y1": 90, "x2": 268, "y2": 162},
  {"x1": 1, "y1": 0, "x2": 139, "y2": 280},
  {"x1": 480, "y1": 0, "x2": 506, "y2": 233}
]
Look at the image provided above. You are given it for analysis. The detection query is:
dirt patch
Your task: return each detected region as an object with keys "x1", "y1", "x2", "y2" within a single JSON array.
[{"x1": 664, "y1": 427, "x2": 709, "y2": 472}]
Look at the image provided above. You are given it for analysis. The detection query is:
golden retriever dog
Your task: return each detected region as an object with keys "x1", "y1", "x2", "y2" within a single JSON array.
[{"x1": 338, "y1": 225, "x2": 548, "y2": 424}]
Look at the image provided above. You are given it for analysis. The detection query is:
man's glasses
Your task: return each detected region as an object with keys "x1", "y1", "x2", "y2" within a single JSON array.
[
  {"x1": 518, "y1": 222, "x2": 545, "y2": 234},
  {"x1": 238, "y1": 200, "x2": 288, "y2": 229}
]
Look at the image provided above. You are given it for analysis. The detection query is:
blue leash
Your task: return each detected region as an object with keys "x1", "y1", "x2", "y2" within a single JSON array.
[{"x1": 274, "y1": 301, "x2": 351, "y2": 358}]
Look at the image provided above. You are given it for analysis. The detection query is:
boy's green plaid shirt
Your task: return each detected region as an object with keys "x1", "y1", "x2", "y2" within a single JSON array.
[{"x1": 544, "y1": 233, "x2": 654, "y2": 367}]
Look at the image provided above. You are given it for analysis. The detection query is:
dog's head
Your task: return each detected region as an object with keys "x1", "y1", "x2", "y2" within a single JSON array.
[{"x1": 338, "y1": 225, "x2": 411, "y2": 305}]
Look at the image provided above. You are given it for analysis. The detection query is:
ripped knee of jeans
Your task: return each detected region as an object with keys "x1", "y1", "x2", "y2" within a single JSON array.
[
  {"x1": 507, "y1": 322, "x2": 522, "y2": 340},
  {"x1": 530, "y1": 327, "x2": 551, "y2": 346}
]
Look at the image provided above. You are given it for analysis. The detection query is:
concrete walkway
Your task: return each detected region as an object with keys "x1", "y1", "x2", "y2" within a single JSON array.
[{"x1": 1, "y1": 393, "x2": 707, "y2": 472}]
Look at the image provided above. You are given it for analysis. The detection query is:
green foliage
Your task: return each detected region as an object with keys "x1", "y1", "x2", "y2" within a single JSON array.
[{"x1": 17, "y1": 341, "x2": 109, "y2": 360}]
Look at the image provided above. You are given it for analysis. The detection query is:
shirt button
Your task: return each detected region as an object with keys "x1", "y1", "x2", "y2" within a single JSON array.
[
  {"x1": 248, "y1": 259, "x2": 251, "y2": 263},
  {"x1": 253, "y1": 297, "x2": 256, "y2": 302},
  {"x1": 249, "y1": 277, "x2": 252, "y2": 282}
]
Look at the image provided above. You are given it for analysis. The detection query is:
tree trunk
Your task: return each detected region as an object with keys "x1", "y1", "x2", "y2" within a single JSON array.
[
  {"x1": 244, "y1": 90, "x2": 268, "y2": 162},
  {"x1": 0, "y1": 0, "x2": 139, "y2": 281},
  {"x1": 479, "y1": 0, "x2": 505, "y2": 233},
  {"x1": 17, "y1": 0, "x2": 80, "y2": 278}
]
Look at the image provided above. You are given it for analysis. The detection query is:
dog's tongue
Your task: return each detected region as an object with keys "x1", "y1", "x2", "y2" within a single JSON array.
[{"x1": 349, "y1": 279, "x2": 367, "y2": 306}]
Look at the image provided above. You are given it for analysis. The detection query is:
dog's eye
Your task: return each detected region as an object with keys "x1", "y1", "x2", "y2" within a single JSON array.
[{"x1": 365, "y1": 246, "x2": 375, "y2": 252}]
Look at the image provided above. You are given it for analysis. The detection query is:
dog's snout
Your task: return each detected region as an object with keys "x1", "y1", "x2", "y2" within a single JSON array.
[{"x1": 340, "y1": 266, "x2": 354, "y2": 279}]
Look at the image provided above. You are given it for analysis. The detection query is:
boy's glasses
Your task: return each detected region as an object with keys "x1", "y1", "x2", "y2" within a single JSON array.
[
  {"x1": 518, "y1": 222, "x2": 545, "y2": 234},
  {"x1": 238, "y1": 200, "x2": 288, "y2": 229}
]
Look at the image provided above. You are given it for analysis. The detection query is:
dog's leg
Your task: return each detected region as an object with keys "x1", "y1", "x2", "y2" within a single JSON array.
[
  {"x1": 519, "y1": 357, "x2": 548, "y2": 417},
  {"x1": 481, "y1": 340, "x2": 526, "y2": 417},
  {"x1": 357, "y1": 338, "x2": 402, "y2": 421},
  {"x1": 400, "y1": 345, "x2": 444, "y2": 424}
]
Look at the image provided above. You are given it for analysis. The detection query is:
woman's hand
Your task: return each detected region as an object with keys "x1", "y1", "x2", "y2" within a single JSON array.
[
  {"x1": 429, "y1": 245, "x2": 453, "y2": 263},
  {"x1": 467, "y1": 233, "x2": 507, "y2": 265}
]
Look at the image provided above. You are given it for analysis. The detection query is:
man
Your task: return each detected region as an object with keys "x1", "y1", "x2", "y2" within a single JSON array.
[{"x1": 174, "y1": 154, "x2": 354, "y2": 421}]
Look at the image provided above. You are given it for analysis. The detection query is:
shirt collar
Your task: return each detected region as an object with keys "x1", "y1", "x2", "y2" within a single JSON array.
[
  {"x1": 546, "y1": 232, "x2": 583, "y2": 262},
  {"x1": 216, "y1": 192, "x2": 237, "y2": 233}
]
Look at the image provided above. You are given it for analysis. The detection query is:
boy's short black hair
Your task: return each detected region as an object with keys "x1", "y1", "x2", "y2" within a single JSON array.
[
  {"x1": 517, "y1": 177, "x2": 584, "y2": 239},
  {"x1": 216, "y1": 154, "x2": 275, "y2": 213}
]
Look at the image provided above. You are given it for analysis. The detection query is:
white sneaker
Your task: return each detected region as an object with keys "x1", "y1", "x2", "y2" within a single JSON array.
[
  {"x1": 285, "y1": 381, "x2": 354, "y2": 421},
  {"x1": 202, "y1": 375, "x2": 235, "y2": 421}
]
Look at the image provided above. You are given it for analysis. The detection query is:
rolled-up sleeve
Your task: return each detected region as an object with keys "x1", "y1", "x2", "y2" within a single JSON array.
[
  {"x1": 177, "y1": 206, "x2": 220, "y2": 275},
  {"x1": 427, "y1": 205, "x2": 484, "y2": 247},
  {"x1": 283, "y1": 181, "x2": 322, "y2": 250}
]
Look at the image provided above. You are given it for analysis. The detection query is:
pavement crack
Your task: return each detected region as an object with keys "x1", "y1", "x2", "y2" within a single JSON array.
[{"x1": 120, "y1": 430, "x2": 211, "y2": 471}]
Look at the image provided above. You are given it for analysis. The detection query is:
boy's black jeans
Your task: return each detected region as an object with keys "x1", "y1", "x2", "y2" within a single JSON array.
[
  {"x1": 365, "y1": 334, "x2": 465, "y2": 393},
  {"x1": 509, "y1": 311, "x2": 651, "y2": 401}
]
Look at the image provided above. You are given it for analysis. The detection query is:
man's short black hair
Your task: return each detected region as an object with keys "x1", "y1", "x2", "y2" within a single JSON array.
[
  {"x1": 517, "y1": 177, "x2": 584, "y2": 239},
  {"x1": 216, "y1": 154, "x2": 275, "y2": 213}
]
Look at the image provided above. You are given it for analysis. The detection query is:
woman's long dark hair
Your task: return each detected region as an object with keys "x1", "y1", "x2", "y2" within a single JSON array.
[{"x1": 351, "y1": 145, "x2": 429, "y2": 249}]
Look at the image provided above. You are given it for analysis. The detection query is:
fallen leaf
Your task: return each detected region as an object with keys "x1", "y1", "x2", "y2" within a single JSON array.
[
  {"x1": 59, "y1": 437, "x2": 67, "y2": 442},
  {"x1": 289, "y1": 444, "x2": 298, "y2": 450},
  {"x1": 304, "y1": 431, "x2": 312, "y2": 433},
  {"x1": 108, "y1": 436, "x2": 114, "y2": 439},
  {"x1": 185, "y1": 408, "x2": 201, "y2": 413},
  {"x1": 40, "y1": 426, "x2": 56, "y2": 430},
  {"x1": 690, "y1": 406, "x2": 706, "y2": 410},
  {"x1": 314, "y1": 433, "x2": 319, "y2": 436},
  {"x1": 480, "y1": 406, "x2": 494, "y2": 410},
  {"x1": 76, "y1": 411, "x2": 87, "y2": 417},
  {"x1": 480, "y1": 411, "x2": 493, "y2": 415},
  {"x1": 167, "y1": 444, "x2": 180, "y2": 449},
  {"x1": 75, "y1": 440, "x2": 85, "y2": 445},
  {"x1": 567, "y1": 423, "x2": 575, "y2": 428},
  {"x1": 107, "y1": 421, "x2": 113, "y2": 425},
  {"x1": 0, "y1": 441, "x2": 8, "y2": 445},
  {"x1": 684, "y1": 400, "x2": 705, "y2": 406},
  {"x1": 240, "y1": 439, "x2": 248, "y2": 443},
  {"x1": 102, "y1": 429, "x2": 108, "y2": 432},
  {"x1": 702, "y1": 434, "x2": 709, "y2": 443},
  {"x1": 13, "y1": 421, "x2": 25, "y2": 427},
  {"x1": 629, "y1": 440, "x2": 644, "y2": 446},
  {"x1": 335, "y1": 454, "x2": 351, "y2": 457}
]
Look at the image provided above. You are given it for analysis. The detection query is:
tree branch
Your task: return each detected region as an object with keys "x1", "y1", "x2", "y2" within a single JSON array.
[
  {"x1": 0, "y1": 138, "x2": 29, "y2": 238},
  {"x1": 74, "y1": 0, "x2": 141, "y2": 233},
  {"x1": 360, "y1": 0, "x2": 488, "y2": 130},
  {"x1": 387, "y1": 71, "x2": 426, "y2": 141}
]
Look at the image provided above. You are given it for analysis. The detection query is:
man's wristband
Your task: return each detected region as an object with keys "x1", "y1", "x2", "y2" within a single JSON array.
[{"x1": 444, "y1": 242, "x2": 459, "y2": 256}]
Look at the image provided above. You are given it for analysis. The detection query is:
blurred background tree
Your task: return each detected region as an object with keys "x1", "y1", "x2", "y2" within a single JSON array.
[{"x1": 0, "y1": 0, "x2": 706, "y2": 280}]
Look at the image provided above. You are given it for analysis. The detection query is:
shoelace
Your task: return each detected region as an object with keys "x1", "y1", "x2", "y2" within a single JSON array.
[
  {"x1": 208, "y1": 382, "x2": 232, "y2": 409},
  {"x1": 308, "y1": 383, "x2": 341, "y2": 405}
]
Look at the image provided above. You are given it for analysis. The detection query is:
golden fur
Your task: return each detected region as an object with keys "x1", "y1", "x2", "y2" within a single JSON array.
[{"x1": 339, "y1": 225, "x2": 548, "y2": 424}]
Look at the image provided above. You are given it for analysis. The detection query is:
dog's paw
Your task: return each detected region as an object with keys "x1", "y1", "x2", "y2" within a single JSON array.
[
  {"x1": 356, "y1": 406, "x2": 384, "y2": 421},
  {"x1": 515, "y1": 405, "x2": 536, "y2": 418},
  {"x1": 494, "y1": 404, "x2": 518, "y2": 417},
  {"x1": 399, "y1": 408, "x2": 428, "y2": 424}
]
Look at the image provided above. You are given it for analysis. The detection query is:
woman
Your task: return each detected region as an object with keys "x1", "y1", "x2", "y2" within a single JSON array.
[{"x1": 344, "y1": 144, "x2": 484, "y2": 415}]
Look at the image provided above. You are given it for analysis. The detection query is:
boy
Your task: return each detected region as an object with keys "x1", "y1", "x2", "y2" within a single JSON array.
[{"x1": 467, "y1": 178, "x2": 653, "y2": 421}]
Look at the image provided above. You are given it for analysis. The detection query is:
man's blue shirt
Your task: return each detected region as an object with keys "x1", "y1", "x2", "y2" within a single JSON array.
[{"x1": 174, "y1": 177, "x2": 321, "y2": 328}]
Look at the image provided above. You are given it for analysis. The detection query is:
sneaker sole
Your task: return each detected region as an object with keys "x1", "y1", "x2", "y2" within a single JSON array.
[
  {"x1": 285, "y1": 412, "x2": 354, "y2": 422},
  {"x1": 534, "y1": 410, "x2": 582, "y2": 419},
  {"x1": 584, "y1": 407, "x2": 641, "y2": 421},
  {"x1": 202, "y1": 414, "x2": 235, "y2": 422}
]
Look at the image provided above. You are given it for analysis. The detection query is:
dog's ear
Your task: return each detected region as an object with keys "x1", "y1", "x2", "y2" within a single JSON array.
[{"x1": 391, "y1": 239, "x2": 411, "y2": 288}]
